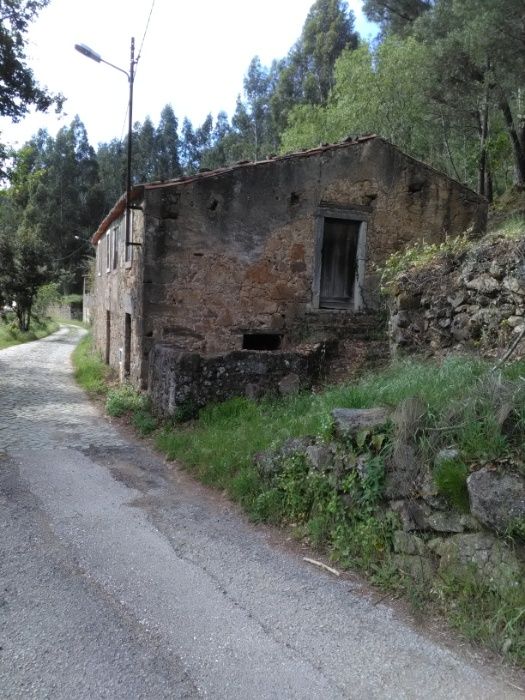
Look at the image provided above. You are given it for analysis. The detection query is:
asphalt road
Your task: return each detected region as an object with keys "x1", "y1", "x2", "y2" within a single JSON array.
[{"x1": 0, "y1": 326, "x2": 523, "y2": 699}]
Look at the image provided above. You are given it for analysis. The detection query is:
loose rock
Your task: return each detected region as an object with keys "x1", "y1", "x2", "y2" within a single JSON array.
[{"x1": 467, "y1": 467, "x2": 525, "y2": 534}]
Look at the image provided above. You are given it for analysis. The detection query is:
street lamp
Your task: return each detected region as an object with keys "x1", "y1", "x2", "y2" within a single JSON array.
[{"x1": 74, "y1": 38, "x2": 136, "y2": 252}]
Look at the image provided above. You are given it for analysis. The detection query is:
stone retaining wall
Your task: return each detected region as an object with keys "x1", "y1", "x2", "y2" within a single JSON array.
[
  {"x1": 148, "y1": 342, "x2": 331, "y2": 416},
  {"x1": 389, "y1": 233, "x2": 525, "y2": 356}
]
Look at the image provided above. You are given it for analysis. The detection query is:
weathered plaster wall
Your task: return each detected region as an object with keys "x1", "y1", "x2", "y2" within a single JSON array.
[{"x1": 141, "y1": 139, "x2": 485, "y2": 364}]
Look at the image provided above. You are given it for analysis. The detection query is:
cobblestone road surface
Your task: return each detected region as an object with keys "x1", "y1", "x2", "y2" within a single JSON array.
[
  {"x1": 0, "y1": 327, "x2": 523, "y2": 699},
  {"x1": 0, "y1": 326, "x2": 125, "y2": 452}
]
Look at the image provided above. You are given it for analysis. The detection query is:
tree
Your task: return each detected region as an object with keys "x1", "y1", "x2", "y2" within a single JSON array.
[
  {"x1": 413, "y1": 0, "x2": 525, "y2": 191},
  {"x1": 155, "y1": 104, "x2": 181, "y2": 180},
  {"x1": 362, "y1": 0, "x2": 433, "y2": 35},
  {"x1": 0, "y1": 0, "x2": 63, "y2": 121},
  {"x1": 97, "y1": 138, "x2": 127, "y2": 210},
  {"x1": 15, "y1": 117, "x2": 104, "y2": 293},
  {"x1": 242, "y1": 57, "x2": 278, "y2": 160},
  {"x1": 200, "y1": 111, "x2": 233, "y2": 169},
  {"x1": 271, "y1": 0, "x2": 358, "y2": 132},
  {"x1": 133, "y1": 116, "x2": 157, "y2": 183},
  {"x1": 179, "y1": 117, "x2": 200, "y2": 173},
  {"x1": 0, "y1": 223, "x2": 51, "y2": 331},
  {"x1": 281, "y1": 38, "x2": 435, "y2": 158}
]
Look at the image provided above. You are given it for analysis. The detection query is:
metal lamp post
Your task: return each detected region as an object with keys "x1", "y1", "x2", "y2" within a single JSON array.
[{"x1": 74, "y1": 39, "x2": 136, "y2": 252}]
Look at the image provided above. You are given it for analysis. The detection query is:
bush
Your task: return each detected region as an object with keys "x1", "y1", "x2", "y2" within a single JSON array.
[
  {"x1": 0, "y1": 316, "x2": 59, "y2": 350},
  {"x1": 34, "y1": 282, "x2": 61, "y2": 318}
]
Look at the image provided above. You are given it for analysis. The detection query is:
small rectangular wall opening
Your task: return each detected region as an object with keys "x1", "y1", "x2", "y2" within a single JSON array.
[
  {"x1": 105, "y1": 311, "x2": 111, "y2": 364},
  {"x1": 124, "y1": 313, "x2": 131, "y2": 377},
  {"x1": 242, "y1": 333, "x2": 282, "y2": 351}
]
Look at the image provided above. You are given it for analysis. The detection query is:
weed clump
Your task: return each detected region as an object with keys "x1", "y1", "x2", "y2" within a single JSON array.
[
  {"x1": 106, "y1": 384, "x2": 145, "y2": 416},
  {"x1": 433, "y1": 458, "x2": 470, "y2": 512},
  {"x1": 72, "y1": 334, "x2": 111, "y2": 395},
  {"x1": 106, "y1": 384, "x2": 159, "y2": 435}
]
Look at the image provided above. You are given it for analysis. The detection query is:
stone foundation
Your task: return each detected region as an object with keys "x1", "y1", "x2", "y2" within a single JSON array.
[{"x1": 148, "y1": 342, "x2": 330, "y2": 416}]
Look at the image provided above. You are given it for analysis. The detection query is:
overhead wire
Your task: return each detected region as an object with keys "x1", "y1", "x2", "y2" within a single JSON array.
[
  {"x1": 135, "y1": 0, "x2": 157, "y2": 75},
  {"x1": 117, "y1": 0, "x2": 157, "y2": 143}
]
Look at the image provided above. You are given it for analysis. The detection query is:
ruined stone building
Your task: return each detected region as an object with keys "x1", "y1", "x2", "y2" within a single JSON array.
[{"x1": 89, "y1": 135, "x2": 486, "y2": 414}]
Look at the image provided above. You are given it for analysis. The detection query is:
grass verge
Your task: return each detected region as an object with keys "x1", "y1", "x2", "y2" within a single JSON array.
[
  {"x1": 0, "y1": 317, "x2": 59, "y2": 350},
  {"x1": 72, "y1": 333, "x2": 112, "y2": 395}
]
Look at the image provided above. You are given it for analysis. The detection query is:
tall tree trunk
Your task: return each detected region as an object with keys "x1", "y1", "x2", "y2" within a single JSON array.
[
  {"x1": 485, "y1": 165, "x2": 493, "y2": 203},
  {"x1": 498, "y1": 89, "x2": 525, "y2": 187},
  {"x1": 477, "y1": 100, "x2": 489, "y2": 197}
]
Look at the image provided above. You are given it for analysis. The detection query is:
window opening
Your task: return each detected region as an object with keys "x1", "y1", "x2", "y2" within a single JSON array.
[
  {"x1": 96, "y1": 240, "x2": 102, "y2": 275},
  {"x1": 242, "y1": 333, "x2": 282, "y2": 351},
  {"x1": 112, "y1": 224, "x2": 118, "y2": 269}
]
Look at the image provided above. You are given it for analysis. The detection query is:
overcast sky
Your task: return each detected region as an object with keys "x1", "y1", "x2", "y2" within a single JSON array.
[{"x1": 0, "y1": 0, "x2": 376, "y2": 150}]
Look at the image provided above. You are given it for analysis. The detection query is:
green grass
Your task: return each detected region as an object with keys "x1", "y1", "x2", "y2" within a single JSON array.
[
  {"x1": 0, "y1": 317, "x2": 59, "y2": 350},
  {"x1": 72, "y1": 335, "x2": 159, "y2": 432},
  {"x1": 433, "y1": 459, "x2": 470, "y2": 512},
  {"x1": 72, "y1": 333, "x2": 112, "y2": 395},
  {"x1": 155, "y1": 355, "x2": 494, "y2": 491},
  {"x1": 490, "y1": 214, "x2": 525, "y2": 240},
  {"x1": 55, "y1": 318, "x2": 89, "y2": 329},
  {"x1": 436, "y1": 570, "x2": 525, "y2": 665},
  {"x1": 106, "y1": 384, "x2": 146, "y2": 416},
  {"x1": 105, "y1": 384, "x2": 159, "y2": 435}
]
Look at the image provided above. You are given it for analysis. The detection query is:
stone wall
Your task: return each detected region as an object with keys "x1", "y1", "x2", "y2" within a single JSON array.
[
  {"x1": 141, "y1": 138, "x2": 485, "y2": 366},
  {"x1": 389, "y1": 233, "x2": 525, "y2": 356},
  {"x1": 47, "y1": 302, "x2": 82, "y2": 321},
  {"x1": 90, "y1": 136, "x2": 486, "y2": 396},
  {"x1": 255, "y1": 406, "x2": 525, "y2": 591},
  {"x1": 91, "y1": 208, "x2": 146, "y2": 385},
  {"x1": 148, "y1": 341, "x2": 330, "y2": 416}
]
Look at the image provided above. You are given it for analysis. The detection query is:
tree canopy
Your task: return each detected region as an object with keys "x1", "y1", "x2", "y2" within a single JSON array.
[{"x1": 0, "y1": 1, "x2": 62, "y2": 121}]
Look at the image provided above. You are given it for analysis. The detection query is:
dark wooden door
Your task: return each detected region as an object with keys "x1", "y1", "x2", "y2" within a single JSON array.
[{"x1": 319, "y1": 218, "x2": 360, "y2": 308}]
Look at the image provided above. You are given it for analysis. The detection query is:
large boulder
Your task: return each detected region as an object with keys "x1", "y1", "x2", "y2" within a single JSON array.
[
  {"x1": 467, "y1": 467, "x2": 525, "y2": 533},
  {"x1": 428, "y1": 532, "x2": 523, "y2": 590}
]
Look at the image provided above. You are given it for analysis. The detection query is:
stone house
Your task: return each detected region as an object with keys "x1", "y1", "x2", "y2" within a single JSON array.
[{"x1": 89, "y1": 135, "x2": 486, "y2": 414}]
